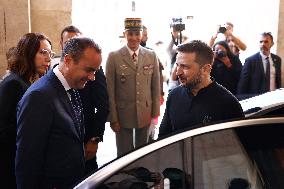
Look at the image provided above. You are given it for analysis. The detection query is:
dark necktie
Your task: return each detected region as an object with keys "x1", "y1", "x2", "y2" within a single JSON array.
[
  {"x1": 68, "y1": 89, "x2": 84, "y2": 138},
  {"x1": 132, "y1": 52, "x2": 137, "y2": 63},
  {"x1": 265, "y1": 57, "x2": 270, "y2": 91}
]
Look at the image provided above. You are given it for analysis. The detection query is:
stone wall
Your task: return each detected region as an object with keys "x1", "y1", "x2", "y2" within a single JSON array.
[
  {"x1": 0, "y1": 0, "x2": 29, "y2": 76},
  {"x1": 277, "y1": 0, "x2": 284, "y2": 87},
  {"x1": 0, "y1": 0, "x2": 71, "y2": 77},
  {"x1": 30, "y1": 0, "x2": 72, "y2": 55}
]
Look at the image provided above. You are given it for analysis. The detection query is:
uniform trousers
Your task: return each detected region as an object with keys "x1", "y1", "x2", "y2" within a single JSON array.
[{"x1": 116, "y1": 126, "x2": 149, "y2": 157}]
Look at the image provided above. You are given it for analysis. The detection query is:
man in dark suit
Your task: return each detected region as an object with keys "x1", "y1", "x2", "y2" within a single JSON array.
[
  {"x1": 237, "y1": 32, "x2": 282, "y2": 99},
  {"x1": 16, "y1": 37, "x2": 102, "y2": 188},
  {"x1": 60, "y1": 25, "x2": 109, "y2": 174}
]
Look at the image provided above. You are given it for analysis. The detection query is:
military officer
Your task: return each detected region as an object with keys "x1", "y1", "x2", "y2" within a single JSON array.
[{"x1": 105, "y1": 17, "x2": 160, "y2": 156}]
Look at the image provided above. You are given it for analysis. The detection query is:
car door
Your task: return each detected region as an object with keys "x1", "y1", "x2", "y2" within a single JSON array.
[{"x1": 75, "y1": 118, "x2": 284, "y2": 189}]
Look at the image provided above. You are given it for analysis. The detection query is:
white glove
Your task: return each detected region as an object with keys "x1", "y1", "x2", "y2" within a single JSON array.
[{"x1": 148, "y1": 117, "x2": 159, "y2": 141}]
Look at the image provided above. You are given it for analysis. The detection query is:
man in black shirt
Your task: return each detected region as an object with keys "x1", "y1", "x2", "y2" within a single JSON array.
[{"x1": 159, "y1": 40, "x2": 244, "y2": 137}]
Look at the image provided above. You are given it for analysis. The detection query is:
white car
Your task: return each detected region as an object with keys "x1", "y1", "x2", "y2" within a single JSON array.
[{"x1": 75, "y1": 89, "x2": 284, "y2": 189}]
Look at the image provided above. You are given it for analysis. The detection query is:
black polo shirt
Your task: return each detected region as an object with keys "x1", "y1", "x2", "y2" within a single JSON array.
[{"x1": 158, "y1": 80, "x2": 244, "y2": 137}]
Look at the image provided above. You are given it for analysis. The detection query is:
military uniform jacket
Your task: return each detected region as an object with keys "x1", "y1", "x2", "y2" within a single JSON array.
[{"x1": 106, "y1": 46, "x2": 160, "y2": 128}]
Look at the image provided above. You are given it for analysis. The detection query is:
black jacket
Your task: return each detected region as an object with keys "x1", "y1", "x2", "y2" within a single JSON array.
[
  {"x1": 0, "y1": 73, "x2": 28, "y2": 188},
  {"x1": 211, "y1": 55, "x2": 242, "y2": 95},
  {"x1": 16, "y1": 70, "x2": 85, "y2": 188},
  {"x1": 237, "y1": 52, "x2": 282, "y2": 99}
]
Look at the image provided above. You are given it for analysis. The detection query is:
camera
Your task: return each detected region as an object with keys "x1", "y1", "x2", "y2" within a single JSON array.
[
  {"x1": 218, "y1": 26, "x2": 227, "y2": 34},
  {"x1": 170, "y1": 18, "x2": 185, "y2": 32},
  {"x1": 216, "y1": 50, "x2": 227, "y2": 58}
]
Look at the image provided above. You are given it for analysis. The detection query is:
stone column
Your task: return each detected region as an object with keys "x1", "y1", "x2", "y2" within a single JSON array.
[
  {"x1": 30, "y1": 0, "x2": 72, "y2": 55},
  {"x1": 0, "y1": 0, "x2": 30, "y2": 76},
  {"x1": 277, "y1": 0, "x2": 284, "y2": 87}
]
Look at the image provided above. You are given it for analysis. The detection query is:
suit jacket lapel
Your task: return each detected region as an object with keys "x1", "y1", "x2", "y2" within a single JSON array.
[
  {"x1": 257, "y1": 52, "x2": 265, "y2": 76},
  {"x1": 271, "y1": 53, "x2": 281, "y2": 88},
  {"x1": 46, "y1": 70, "x2": 82, "y2": 141},
  {"x1": 271, "y1": 54, "x2": 279, "y2": 68}
]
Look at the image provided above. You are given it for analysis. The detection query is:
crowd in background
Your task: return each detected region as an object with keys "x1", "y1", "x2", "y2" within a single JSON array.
[{"x1": 0, "y1": 18, "x2": 282, "y2": 188}]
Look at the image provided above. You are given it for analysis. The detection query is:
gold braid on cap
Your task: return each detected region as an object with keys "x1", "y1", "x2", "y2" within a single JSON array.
[{"x1": 125, "y1": 18, "x2": 142, "y2": 30}]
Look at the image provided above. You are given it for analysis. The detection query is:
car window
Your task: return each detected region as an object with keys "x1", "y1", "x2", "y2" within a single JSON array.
[{"x1": 235, "y1": 123, "x2": 284, "y2": 188}]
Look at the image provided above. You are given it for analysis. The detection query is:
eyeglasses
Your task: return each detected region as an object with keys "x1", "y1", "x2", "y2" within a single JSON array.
[{"x1": 38, "y1": 49, "x2": 56, "y2": 59}]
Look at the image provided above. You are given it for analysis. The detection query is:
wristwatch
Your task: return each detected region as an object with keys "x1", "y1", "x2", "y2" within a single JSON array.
[{"x1": 90, "y1": 137, "x2": 101, "y2": 144}]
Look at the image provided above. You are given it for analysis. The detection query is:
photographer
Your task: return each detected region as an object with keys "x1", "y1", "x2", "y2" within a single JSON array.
[
  {"x1": 167, "y1": 18, "x2": 188, "y2": 91},
  {"x1": 211, "y1": 41, "x2": 243, "y2": 95},
  {"x1": 209, "y1": 22, "x2": 247, "y2": 56}
]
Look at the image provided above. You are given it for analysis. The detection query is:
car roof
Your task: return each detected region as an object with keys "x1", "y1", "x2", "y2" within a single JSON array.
[{"x1": 239, "y1": 88, "x2": 284, "y2": 117}]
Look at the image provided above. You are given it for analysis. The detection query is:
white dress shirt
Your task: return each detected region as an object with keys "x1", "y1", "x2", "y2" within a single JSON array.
[
  {"x1": 260, "y1": 52, "x2": 276, "y2": 91},
  {"x1": 53, "y1": 65, "x2": 72, "y2": 99}
]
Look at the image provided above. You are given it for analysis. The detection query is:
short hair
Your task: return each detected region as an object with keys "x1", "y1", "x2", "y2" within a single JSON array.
[
  {"x1": 60, "y1": 25, "x2": 82, "y2": 42},
  {"x1": 9, "y1": 32, "x2": 52, "y2": 83},
  {"x1": 213, "y1": 40, "x2": 235, "y2": 59},
  {"x1": 62, "y1": 37, "x2": 102, "y2": 63},
  {"x1": 176, "y1": 40, "x2": 214, "y2": 66},
  {"x1": 226, "y1": 22, "x2": 234, "y2": 28},
  {"x1": 261, "y1": 32, "x2": 274, "y2": 42}
]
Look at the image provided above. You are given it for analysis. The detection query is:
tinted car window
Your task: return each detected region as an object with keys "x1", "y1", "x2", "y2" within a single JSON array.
[{"x1": 235, "y1": 123, "x2": 284, "y2": 188}]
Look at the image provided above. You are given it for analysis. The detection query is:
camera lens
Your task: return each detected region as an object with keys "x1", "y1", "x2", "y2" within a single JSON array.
[
  {"x1": 218, "y1": 26, "x2": 227, "y2": 34},
  {"x1": 216, "y1": 50, "x2": 227, "y2": 58}
]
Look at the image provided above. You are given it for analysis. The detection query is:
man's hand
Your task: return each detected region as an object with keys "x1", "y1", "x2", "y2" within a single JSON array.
[
  {"x1": 110, "y1": 122, "x2": 121, "y2": 133},
  {"x1": 224, "y1": 28, "x2": 233, "y2": 38},
  {"x1": 85, "y1": 140, "x2": 98, "y2": 161}
]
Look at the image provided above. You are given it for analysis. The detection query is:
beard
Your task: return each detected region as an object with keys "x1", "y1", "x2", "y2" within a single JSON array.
[
  {"x1": 180, "y1": 70, "x2": 202, "y2": 90},
  {"x1": 260, "y1": 47, "x2": 269, "y2": 55}
]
